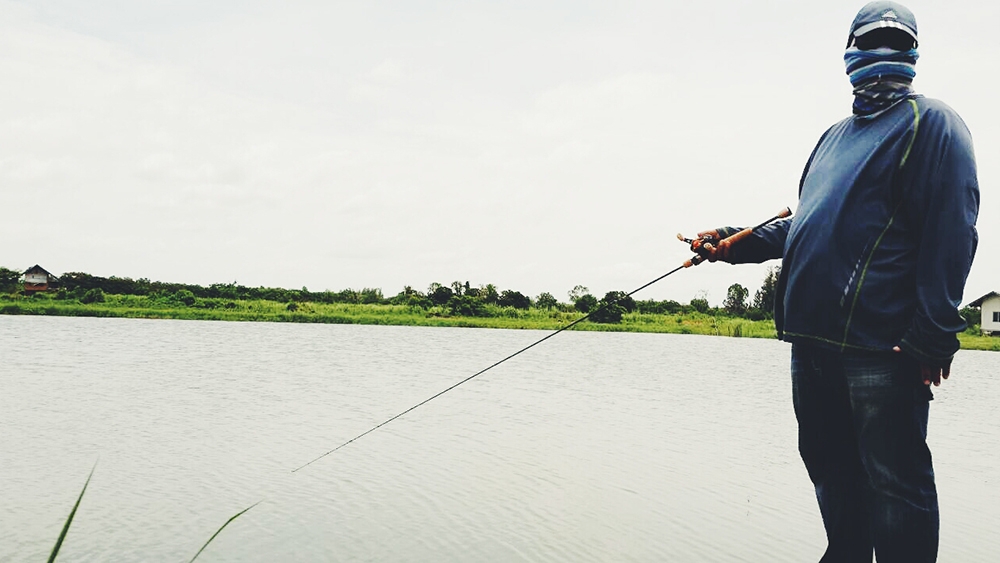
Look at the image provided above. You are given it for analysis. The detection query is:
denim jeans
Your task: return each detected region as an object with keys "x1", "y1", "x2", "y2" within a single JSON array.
[{"x1": 791, "y1": 343, "x2": 938, "y2": 563}]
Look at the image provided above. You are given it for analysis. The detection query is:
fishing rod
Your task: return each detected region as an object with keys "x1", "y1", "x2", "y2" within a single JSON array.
[{"x1": 291, "y1": 206, "x2": 793, "y2": 473}]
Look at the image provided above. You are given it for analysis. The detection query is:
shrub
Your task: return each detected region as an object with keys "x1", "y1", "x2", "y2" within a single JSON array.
[
  {"x1": 690, "y1": 298, "x2": 709, "y2": 314},
  {"x1": 590, "y1": 302, "x2": 625, "y2": 323},
  {"x1": 80, "y1": 288, "x2": 105, "y2": 304},
  {"x1": 174, "y1": 289, "x2": 196, "y2": 306},
  {"x1": 590, "y1": 291, "x2": 634, "y2": 324},
  {"x1": 960, "y1": 306, "x2": 980, "y2": 327},
  {"x1": 447, "y1": 295, "x2": 489, "y2": 317}
]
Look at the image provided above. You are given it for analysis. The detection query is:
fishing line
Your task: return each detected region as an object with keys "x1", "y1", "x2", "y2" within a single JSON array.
[{"x1": 291, "y1": 207, "x2": 792, "y2": 473}]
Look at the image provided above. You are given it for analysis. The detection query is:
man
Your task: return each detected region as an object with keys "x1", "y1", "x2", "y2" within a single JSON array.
[{"x1": 699, "y1": 2, "x2": 979, "y2": 561}]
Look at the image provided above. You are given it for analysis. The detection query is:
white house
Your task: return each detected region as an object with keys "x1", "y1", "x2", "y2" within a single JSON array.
[{"x1": 968, "y1": 291, "x2": 1000, "y2": 335}]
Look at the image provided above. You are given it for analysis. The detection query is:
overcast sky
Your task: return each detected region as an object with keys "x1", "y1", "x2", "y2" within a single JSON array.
[{"x1": 2, "y1": 0, "x2": 996, "y2": 306}]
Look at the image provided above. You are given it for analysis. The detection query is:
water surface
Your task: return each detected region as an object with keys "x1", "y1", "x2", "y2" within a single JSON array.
[{"x1": 1, "y1": 316, "x2": 997, "y2": 561}]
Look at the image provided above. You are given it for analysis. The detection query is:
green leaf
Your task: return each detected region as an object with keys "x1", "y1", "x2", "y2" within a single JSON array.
[
  {"x1": 48, "y1": 462, "x2": 97, "y2": 563},
  {"x1": 188, "y1": 501, "x2": 261, "y2": 563}
]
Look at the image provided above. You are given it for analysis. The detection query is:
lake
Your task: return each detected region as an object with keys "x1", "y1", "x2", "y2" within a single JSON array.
[{"x1": 1, "y1": 316, "x2": 998, "y2": 562}]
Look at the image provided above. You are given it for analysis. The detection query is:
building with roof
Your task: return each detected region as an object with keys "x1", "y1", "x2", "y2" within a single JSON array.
[
  {"x1": 23, "y1": 265, "x2": 58, "y2": 294},
  {"x1": 968, "y1": 291, "x2": 1000, "y2": 336}
]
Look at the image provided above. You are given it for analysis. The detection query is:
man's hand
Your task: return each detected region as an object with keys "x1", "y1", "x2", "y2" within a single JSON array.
[
  {"x1": 695, "y1": 228, "x2": 736, "y2": 263},
  {"x1": 893, "y1": 345, "x2": 952, "y2": 386}
]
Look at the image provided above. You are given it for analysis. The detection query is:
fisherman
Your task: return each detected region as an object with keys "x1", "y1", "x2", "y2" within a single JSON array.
[{"x1": 698, "y1": 2, "x2": 979, "y2": 561}]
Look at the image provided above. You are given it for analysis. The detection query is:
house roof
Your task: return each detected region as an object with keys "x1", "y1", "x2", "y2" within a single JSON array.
[
  {"x1": 23, "y1": 265, "x2": 58, "y2": 281},
  {"x1": 967, "y1": 291, "x2": 1000, "y2": 308}
]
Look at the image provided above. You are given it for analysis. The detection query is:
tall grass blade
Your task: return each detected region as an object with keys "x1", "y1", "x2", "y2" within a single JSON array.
[
  {"x1": 188, "y1": 501, "x2": 261, "y2": 563},
  {"x1": 47, "y1": 462, "x2": 96, "y2": 563}
]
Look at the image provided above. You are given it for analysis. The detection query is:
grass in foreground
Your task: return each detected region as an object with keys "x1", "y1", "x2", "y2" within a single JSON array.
[{"x1": 47, "y1": 463, "x2": 256, "y2": 563}]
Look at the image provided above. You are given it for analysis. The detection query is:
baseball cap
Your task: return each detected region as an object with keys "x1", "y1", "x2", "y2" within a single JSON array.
[{"x1": 847, "y1": 2, "x2": 918, "y2": 48}]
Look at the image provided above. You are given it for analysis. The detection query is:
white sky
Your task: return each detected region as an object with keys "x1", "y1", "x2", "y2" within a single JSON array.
[{"x1": 2, "y1": 0, "x2": 997, "y2": 306}]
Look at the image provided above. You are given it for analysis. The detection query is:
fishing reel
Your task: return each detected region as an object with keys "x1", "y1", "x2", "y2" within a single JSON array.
[
  {"x1": 673, "y1": 208, "x2": 791, "y2": 268},
  {"x1": 676, "y1": 227, "x2": 742, "y2": 267}
]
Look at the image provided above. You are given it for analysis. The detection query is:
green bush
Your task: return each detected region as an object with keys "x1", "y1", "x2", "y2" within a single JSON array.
[
  {"x1": 447, "y1": 295, "x2": 489, "y2": 317},
  {"x1": 690, "y1": 298, "x2": 709, "y2": 314},
  {"x1": 80, "y1": 288, "x2": 105, "y2": 304},
  {"x1": 174, "y1": 289, "x2": 196, "y2": 306}
]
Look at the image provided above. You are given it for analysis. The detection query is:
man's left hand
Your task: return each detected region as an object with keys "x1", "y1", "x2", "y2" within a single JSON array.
[{"x1": 893, "y1": 346, "x2": 951, "y2": 386}]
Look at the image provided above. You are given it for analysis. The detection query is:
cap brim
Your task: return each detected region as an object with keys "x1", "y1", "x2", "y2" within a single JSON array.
[{"x1": 853, "y1": 20, "x2": 917, "y2": 42}]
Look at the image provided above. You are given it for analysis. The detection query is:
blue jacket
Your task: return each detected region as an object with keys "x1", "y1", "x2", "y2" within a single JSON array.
[{"x1": 734, "y1": 96, "x2": 979, "y2": 361}]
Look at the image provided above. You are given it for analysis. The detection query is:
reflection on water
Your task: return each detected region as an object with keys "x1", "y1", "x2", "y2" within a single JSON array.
[{"x1": 1, "y1": 316, "x2": 997, "y2": 561}]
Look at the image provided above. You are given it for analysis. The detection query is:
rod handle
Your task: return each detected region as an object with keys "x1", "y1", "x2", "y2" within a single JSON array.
[
  {"x1": 719, "y1": 206, "x2": 792, "y2": 245},
  {"x1": 721, "y1": 227, "x2": 753, "y2": 245}
]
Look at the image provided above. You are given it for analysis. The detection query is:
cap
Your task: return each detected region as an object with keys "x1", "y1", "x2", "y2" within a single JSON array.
[{"x1": 848, "y1": 2, "x2": 918, "y2": 47}]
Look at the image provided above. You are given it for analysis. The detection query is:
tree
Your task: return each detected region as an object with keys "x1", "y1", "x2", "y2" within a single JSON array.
[
  {"x1": 724, "y1": 283, "x2": 749, "y2": 316},
  {"x1": 568, "y1": 285, "x2": 589, "y2": 303},
  {"x1": 752, "y1": 266, "x2": 781, "y2": 318},
  {"x1": 59, "y1": 272, "x2": 100, "y2": 292},
  {"x1": 574, "y1": 293, "x2": 598, "y2": 313},
  {"x1": 690, "y1": 297, "x2": 710, "y2": 314},
  {"x1": 498, "y1": 290, "x2": 531, "y2": 310},
  {"x1": 588, "y1": 291, "x2": 637, "y2": 323},
  {"x1": 602, "y1": 291, "x2": 636, "y2": 312},
  {"x1": 359, "y1": 288, "x2": 384, "y2": 304},
  {"x1": 427, "y1": 283, "x2": 453, "y2": 306},
  {"x1": 480, "y1": 284, "x2": 499, "y2": 305},
  {"x1": 960, "y1": 305, "x2": 980, "y2": 329},
  {"x1": 535, "y1": 292, "x2": 558, "y2": 309},
  {"x1": 636, "y1": 299, "x2": 683, "y2": 314},
  {"x1": 390, "y1": 286, "x2": 430, "y2": 308},
  {"x1": 0, "y1": 267, "x2": 21, "y2": 293}
]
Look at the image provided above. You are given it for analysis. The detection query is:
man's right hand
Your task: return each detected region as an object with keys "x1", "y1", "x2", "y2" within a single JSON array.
[{"x1": 695, "y1": 227, "x2": 739, "y2": 263}]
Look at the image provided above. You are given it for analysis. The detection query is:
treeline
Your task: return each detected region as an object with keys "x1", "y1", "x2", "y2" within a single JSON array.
[{"x1": 0, "y1": 266, "x2": 783, "y2": 324}]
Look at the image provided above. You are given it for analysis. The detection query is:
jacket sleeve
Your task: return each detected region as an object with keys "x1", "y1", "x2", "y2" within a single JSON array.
[
  {"x1": 730, "y1": 219, "x2": 789, "y2": 263},
  {"x1": 897, "y1": 104, "x2": 980, "y2": 362}
]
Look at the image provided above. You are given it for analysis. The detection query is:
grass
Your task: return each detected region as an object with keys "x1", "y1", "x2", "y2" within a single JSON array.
[
  {"x1": 47, "y1": 463, "x2": 95, "y2": 563},
  {"x1": 46, "y1": 463, "x2": 257, "y2": 562},
  {"x1": 0, "y1": 294, "x2": 778, "y2": 336},
  {"x1": 2, "y1": 293, "x2": 996, "y2": 351}
]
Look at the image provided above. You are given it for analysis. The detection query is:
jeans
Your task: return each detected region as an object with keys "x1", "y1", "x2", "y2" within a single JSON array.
[{"x1": 791, "y1": 343, "x2": 938, "y2": 563}]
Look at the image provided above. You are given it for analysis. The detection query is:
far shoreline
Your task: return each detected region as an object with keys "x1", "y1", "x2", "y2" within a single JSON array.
[{"x1": 2, "y1": 294, "x2": 997, "y2": 352}]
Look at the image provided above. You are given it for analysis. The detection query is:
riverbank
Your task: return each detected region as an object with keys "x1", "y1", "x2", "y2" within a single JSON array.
[{"x1": 2, "y1": 293, "x2": 997, "y2": 351}]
